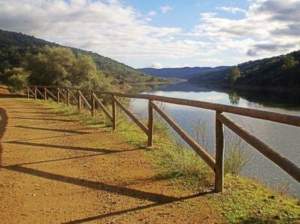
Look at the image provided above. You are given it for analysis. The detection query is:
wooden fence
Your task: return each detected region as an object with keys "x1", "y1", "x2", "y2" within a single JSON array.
[{"x1": 26, "y1": 85, "x2": 300, "y2": 192}]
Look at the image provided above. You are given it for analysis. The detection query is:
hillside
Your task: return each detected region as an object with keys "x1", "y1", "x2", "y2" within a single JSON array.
[
  {"x1": 0, "y1": 29, "x2": 153, "y2": 85},
  {"x1": 190, "y1": 50, "x2": 300, "y2": 89},
  {"x1": 140, "y1": 66, "x2": 229, "y2": 80}
]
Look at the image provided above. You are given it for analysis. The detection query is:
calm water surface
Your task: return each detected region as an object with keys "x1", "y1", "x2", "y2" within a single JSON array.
[{"x1": 130, "y1": 82, "x2": 300, "y2": 197}]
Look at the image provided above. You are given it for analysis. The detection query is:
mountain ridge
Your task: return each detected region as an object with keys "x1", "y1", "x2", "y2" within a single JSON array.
[
  {"x1": 189, "y1": 50, "x2": 300, "y2": 88},
  {"x1": 141, "y1": 50, "x2": 300, "y2": 89},
  {"x1": 0, "y1": 29, "x2": 152, "y2": 84},
  {"x1": 139, "y1": 66, "x2": 229, "y2": 79}
]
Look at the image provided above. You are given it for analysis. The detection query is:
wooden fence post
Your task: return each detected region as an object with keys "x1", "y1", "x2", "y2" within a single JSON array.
[
  {"x1": 78, "y1": 90, "x2": 82, "y2": 112},
  {"x1": 27, "y1": 87, "x2": 30, "y2": 99},
  {"x1": 215, "y1": 111, "x2": 224, "y2": 193},
  {"x1": 44, "y1": 87, "x2": 47, "y2": 100},
  {"x1": 91, "y1": 91, "x2": 95, "y2": 117},
  {"x1": 34, "y1": 86, "x2": 37, "y2": 100},
  {"x1": 66, "y1": 89, "x2": 70, "y2": 106},
  {"x1": 112, "y1": 94, "x2": 116, "y2": 131},
  {"x1": 57, "y1": 88, "x2": 60, "y2": 103},
  {"x1": 147, "y1": 100, "x2": 154, "y2": 147}
]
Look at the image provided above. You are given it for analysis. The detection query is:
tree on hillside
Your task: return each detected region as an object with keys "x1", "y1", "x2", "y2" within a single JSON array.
[
  {"x1": 26, "y1": 46, "x2": 112, "y2": 91},
  {"x1": 229, "y1": 66, "x2": 241, "y2": 85},
  {"x1": 70, "y1": 54, "x2": 111, "y2": 91},
  {"x1": 27, "y1": 47, "x2": 76, "y2": 86},
  {"x1": 3, "y1": 67, "x2": 30, "y2": 92},
  {"x1": 281, "y1": 55, "x2": 299, "y2": 71}
]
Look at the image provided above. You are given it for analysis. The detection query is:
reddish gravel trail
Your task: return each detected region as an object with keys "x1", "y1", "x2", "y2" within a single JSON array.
[{"x1": 0, "y1": 98, "x2": 222, "y2": 224}]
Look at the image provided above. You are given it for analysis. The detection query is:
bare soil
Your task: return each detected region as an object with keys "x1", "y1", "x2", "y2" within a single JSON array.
[{"x1": 0, "y1": 98, "x2": 222, "y2": 223}]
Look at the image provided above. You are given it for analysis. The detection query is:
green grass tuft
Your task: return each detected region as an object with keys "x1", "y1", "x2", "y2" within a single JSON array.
[{"x1": 209, "y1": 175, "x2": 300, "y2": 223}]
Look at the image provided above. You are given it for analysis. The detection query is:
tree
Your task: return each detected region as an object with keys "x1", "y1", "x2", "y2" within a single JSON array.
[
  {"x1": 26, "y1": 46, "x2": 112, "y2": 91},
  {"x1": 27, "y1": 46, "x2": 76, "y2": 86},
  {"x1": 229, "y1": 66, "x2": 241, "y2": 85},
  {"x1": 4, "y1": 67, "x2": 30, "y2": 92},
  {"x1": 228, "y1": 91, "x2": 240, "y2": 105},
  {"x1": 281, "y1": 55, "x2": 299, "y2": 71}
]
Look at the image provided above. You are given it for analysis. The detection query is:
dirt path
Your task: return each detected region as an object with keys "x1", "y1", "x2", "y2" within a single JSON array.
[{"x1": 0, "y1": 97, "x2": 222, "y2": 224}]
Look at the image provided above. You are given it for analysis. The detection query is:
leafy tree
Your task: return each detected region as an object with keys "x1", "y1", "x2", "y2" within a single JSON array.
[
  {"x1": 70, "y1": 54, "x2": 111, "y2": 91},
  {"x1": 27, "y1": 46, "x2": 76, "y2": 86},
  {"x1": 281, "y1": 55, "x2": 299, "y2": 71},
  {"x1": 4, "y1": 67, "x2": 30, "y2": 92},
  {"x1": 229, "y1": 66, "x2": 241, "y2": 85},
  {"x1": 25, "y1": 46, "x2": 113, "y2": 91}
]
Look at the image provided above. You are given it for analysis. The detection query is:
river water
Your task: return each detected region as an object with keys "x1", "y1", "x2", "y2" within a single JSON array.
[{"x1": 130, "y1": 82, "x2": 300, "y2": 197}]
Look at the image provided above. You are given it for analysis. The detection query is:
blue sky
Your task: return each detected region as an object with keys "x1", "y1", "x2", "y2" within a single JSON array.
[
  {"x1": 124, "y1": 0, "x2": 250, "y2": 29},
  {"x1": 0, "y1": 0, "x2": 299, "y2": 68}
]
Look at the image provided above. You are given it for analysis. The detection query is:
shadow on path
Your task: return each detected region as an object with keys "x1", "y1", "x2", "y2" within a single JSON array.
[
  {"x1": 9, "y1": 111, "x2": 66, "y2": 115},
  {"x1": 11, "y1": 116, "x2": 78, "y2": 122},
  {"x1": 4, "y1": 165, "x2": 179, "y2": 203},
  {"x1": 14, "y1": 125, "x2": 89, "y2": 134},
  {"x1": 2, "y1": 131, "x2": 106, "y2": 143},
  {"x1": 2, "y1": 144, "x2": 146, "y2": 167},
  {"x1": 0, "y1": 107, "x2": 8, "y2": 168},
  {"x1": 5, "y1": 141, "x2": 120, "y2": 153},
  {"x1": 64, "y1": 191, "x2": 210, "y2": 224},
  {"x1": 2, "y1": 164, "x2": 212, "y2": 223}
]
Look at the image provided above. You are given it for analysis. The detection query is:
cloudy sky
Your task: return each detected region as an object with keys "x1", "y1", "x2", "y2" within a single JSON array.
[{"x1": 0, "y1": 0, "x2": 299, "y2": 68}]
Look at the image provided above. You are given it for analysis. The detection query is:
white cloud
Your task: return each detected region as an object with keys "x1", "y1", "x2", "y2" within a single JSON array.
[
  {"x1": 0, "y1": 0, "x2": 299, "y2": 68},
  {"x1": 193, "y1": 0, "x2": 300, "y2": 61},
  {"x1": 217, "y1": 6, "x2": 246, "y2": 14},
  {"x1": 0, "y1": 0, "x2": 198, "y2": 67},
  {"x1": 160, "y1": 5, "x2": 172, "y2": 14},
  {"x1": 145, "y1": 10, "x2": 156, "y2": 21},
  {"x1": 148, "y1": 10, "x2": 157, "y2": 17}
]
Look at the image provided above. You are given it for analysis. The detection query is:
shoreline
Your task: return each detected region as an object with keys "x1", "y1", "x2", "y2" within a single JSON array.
[{"x1": 187, "y1": 81, "x2": 300, "y2": 94}]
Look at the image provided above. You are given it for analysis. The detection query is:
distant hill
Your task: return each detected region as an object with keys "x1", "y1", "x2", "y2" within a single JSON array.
[
  {"x1": 189, "y1": 50, "x2": 300, "y2": 89},
  {"x1": 0, "y1": 29, "x2": 153, "y2": 84},
  {"x1": 140, "y1": 66, "x2": 229, "y2": 80}
]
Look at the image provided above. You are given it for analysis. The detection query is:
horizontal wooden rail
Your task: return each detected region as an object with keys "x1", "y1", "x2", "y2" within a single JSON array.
[
  {"x1": 58, "y1": 88, "x2": 67, "y2": 101},
  {"x1": 28, "y1": 87, "x2": 35, "y2": 98},
  {"x1": 27, "y1": 85, "x2": 300, "y2": 193},
  {"x1": 92, "y1": 93, "x2": 113, "y2": 121},
  {"x1": 102, "y1": 92, "x2": 300, "y2": 128},
  {"x1": 114, "y1": 96, "x2": 148, "y2": 135},
  {"x1": 31, "y1": 85, "x2": 300, "y2": 128},
  {"x1": 151, "y1": 101, "x2": 216, "y2": 170},
  {"x1": 217, "y1": 113, "x2": 300, "y2": 182},
  {"x1": 69, "y1": 90, "x2": 78, "y2": 104},
  {"x1": 79, "y1": 90, "x2": 91, "y2": 109},
  {"x1": 35, "y1": 87, "x2": 44, "y2": 98},
  {"x1": 45, "y1": 88, "x2": 58, "y2": 101}
]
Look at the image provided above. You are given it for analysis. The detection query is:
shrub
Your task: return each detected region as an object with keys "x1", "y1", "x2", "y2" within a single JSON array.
[
  {"x1": 224, "y1": 131, "x2": 249, "y2": 175},
  {"x1": 4, "y1": 67, "x2": 30, "y2": 92}
]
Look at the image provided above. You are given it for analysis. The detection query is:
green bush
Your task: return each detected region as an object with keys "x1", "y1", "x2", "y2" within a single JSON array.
[{"x1": 4, "y1": 67, "x2": 29, "y2": 92}]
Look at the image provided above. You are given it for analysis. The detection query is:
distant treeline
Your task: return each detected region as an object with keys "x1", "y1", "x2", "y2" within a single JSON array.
[{"x1": 189, "y1": 50, "x2": 300, "y2": 89}]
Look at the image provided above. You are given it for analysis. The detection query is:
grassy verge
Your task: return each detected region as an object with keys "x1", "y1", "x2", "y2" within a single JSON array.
[
  {"x1": 210, "y1": 175, "x2": 300, "y2": 223},
  {"x1": 40, "y1": 99, "x2": 300, "y2": 224}
]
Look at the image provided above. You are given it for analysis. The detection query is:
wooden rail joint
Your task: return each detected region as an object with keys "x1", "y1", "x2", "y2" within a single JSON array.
[
  {"x1": 114, "y1": 96, "x2": 148, "y2": 135},
  {"x1": 151, "y1": 101, "x2": 216, "y2": 170},
  {"x1": 217, "y1": 113, "x2": 300, "y2": 182}
]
